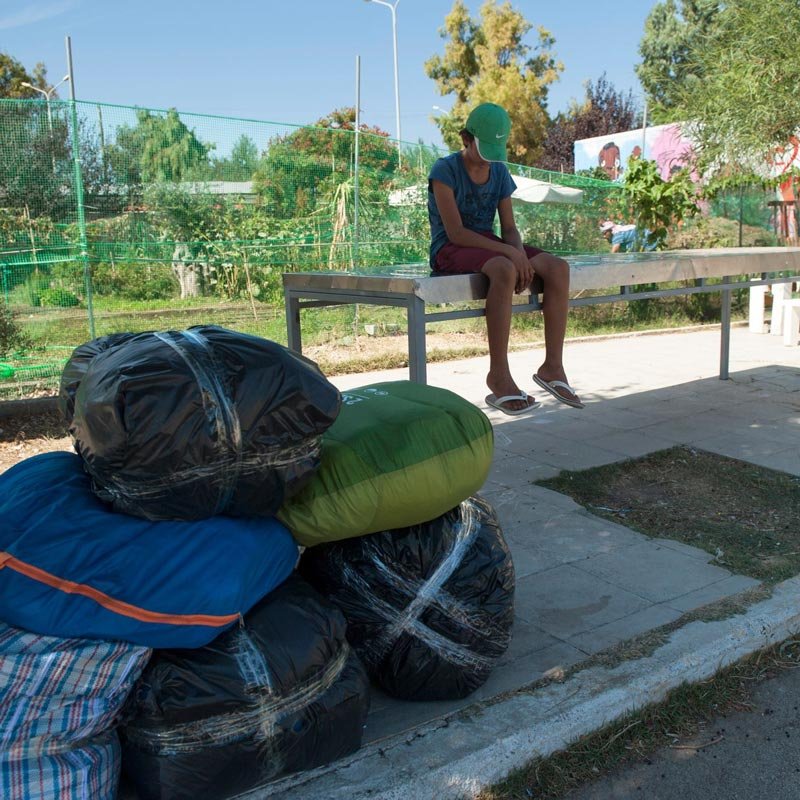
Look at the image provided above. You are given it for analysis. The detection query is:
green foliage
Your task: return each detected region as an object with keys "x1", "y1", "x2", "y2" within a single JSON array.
[
  {"x1": 212, "y1": 134, "x2": 259, "y2": 180},
  {"x1": 105, "y1": 108, "x2": 211, "y2": 185},
  {"x1": 0, "y1": 101, "x2": 73, "y2": 218},
  {"x1": 667, "y1": 215, "x2": 778, "y2": 249},
  {"x1": 618, "y1": 157, "x2": 699, "y2": 248},
  {"x1": 577, "y1": 167, "x2": 614, "y2": 183},
  {"x1": 0, "y1": 300, "x2": 32, "y2": 357},
  {"x1": 91, "y1": 261, "x2": 177, "y2": 301},
  {"x1": 425, "y1": 0, "x2": 562, "y2": 165},
  {"x1": 0, "y1": 52, "x2": 48, "y2": 98},
  {"x1": 680, "y1": 0, "x2": 800, "y2": 172},
  {"x1": 38, "y1": 287, "x2": 80, "y2": 307},
  {"x1": 21, "y1": 271, "x2": 51, "y2": 306},
  {"x1": 636, "y1": 0, "x2": 721, "y2": 123},
  {"x1": 252, "y1": 107, "x2": 397, "y2": 219}
]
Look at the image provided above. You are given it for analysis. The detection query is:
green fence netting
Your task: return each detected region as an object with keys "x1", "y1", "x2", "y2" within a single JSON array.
[{"x1": 0, "y1": 98, "x2": 783, "y2": 397}]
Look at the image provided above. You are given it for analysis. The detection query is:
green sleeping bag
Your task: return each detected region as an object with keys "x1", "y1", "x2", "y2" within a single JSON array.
[{"x1": 277, "y1": 381, "x2": 493, "y2": 546}]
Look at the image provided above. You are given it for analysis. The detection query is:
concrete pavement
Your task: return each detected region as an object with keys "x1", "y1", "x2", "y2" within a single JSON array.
[{"x1": 252, "y1": 324, "x2": 799, "y2": 799}]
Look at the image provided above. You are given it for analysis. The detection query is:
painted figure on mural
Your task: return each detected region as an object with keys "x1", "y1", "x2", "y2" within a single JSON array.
[{"x1": 598, "y1": 141, "x2": 621, "y2": 180}]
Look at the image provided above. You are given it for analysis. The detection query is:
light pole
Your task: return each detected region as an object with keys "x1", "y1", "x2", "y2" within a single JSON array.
[
  {"x1": 21, "y1": 74, "x2": 70, "y2": 132},
  {"x1": 363, "y1": 0, "x2": 401, "y2": 167}
]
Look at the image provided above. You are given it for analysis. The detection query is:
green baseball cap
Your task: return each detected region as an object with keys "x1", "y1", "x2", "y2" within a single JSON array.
[{"x1": 465, "y1": 103, "x2": 511, "y2": 162}]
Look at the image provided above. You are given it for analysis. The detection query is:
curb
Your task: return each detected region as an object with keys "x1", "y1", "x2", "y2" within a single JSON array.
[
  {"x1": 256, "y1": 576, "x2": 800, "y2": 800},
  {"x1": 0, "y1": 396, "x2": 59, "y2": 418}
]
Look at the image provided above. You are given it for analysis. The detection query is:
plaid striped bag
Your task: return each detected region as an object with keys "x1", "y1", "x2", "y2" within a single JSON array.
[{"x1": 0, "y1": 622, "x2": 151, "y2": 800}]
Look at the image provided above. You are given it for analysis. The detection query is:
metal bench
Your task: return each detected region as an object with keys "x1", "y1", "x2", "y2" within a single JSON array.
[{"x1": 283, "y1": 247, "x2": 800, "y2": 384}]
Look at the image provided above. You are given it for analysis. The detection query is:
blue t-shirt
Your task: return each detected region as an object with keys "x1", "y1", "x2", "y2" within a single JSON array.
[
  {"x1": 427, "y1": 152, "x2": 517, "y2": 266},
  {"x1": 612, "y1": 227, "x2": 658, "y2": 252}
]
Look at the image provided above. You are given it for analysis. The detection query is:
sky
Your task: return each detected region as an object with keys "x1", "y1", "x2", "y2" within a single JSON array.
[{"x1": 2, "y1": 0, "x2": 658, "y2": 153}]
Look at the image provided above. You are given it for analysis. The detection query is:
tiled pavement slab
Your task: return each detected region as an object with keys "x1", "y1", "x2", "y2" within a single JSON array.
[
  {"x1": 315, "y1": 328, "x2": 800, "y2": 751},
  {"x1": 106, "y1": 324, "x2": 797, "y2": 800}
]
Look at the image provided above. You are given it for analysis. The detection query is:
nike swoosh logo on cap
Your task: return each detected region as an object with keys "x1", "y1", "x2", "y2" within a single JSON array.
[{"x1": 496, "y1": 133, "x2": 505, "y2": 138}]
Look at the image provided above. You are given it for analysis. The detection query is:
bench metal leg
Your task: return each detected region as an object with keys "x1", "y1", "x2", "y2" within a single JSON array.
[
  {"x1": 285, "y1": 290, "x2": 302, "y2": 354},
  {"x1": 719, "y1": 280, "x2": 731, "y2": 380},
  {"x1": 407, "y1": 295, "x2": 427, "y2": 384}
]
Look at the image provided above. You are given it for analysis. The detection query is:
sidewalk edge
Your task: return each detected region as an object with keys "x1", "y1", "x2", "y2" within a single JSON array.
[{"x1": 257, "y1": 576, "x2": 800, "y2": 800}]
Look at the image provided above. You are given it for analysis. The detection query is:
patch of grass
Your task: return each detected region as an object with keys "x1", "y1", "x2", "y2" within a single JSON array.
[
  {"x1": 538, "y1": 446, "x2": 800, "y2": 584},
  {"x1": 477, "y1": 638, "x2": 800, "y2": 800}
]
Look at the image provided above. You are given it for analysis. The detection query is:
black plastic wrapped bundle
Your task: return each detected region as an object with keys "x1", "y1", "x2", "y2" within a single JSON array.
[
  {"x1": 300, "y1": 495, "x2": 515, "y2": 701},
  {"x1": 63, "y1": 326, "x2": 341, "y2": 520},
  {"x1": 59, "y1": 332, "x2": 139, "y2": 424},
  {"x1": 120, "y1": 575, "x2": 371, "y2": 800}
]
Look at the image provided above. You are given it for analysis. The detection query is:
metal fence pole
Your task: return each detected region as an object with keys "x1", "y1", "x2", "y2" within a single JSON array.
[
  {"x1": 65, "y1": 35, "x2": 95, "y2": 338},
  {"x1": 354, "y1": 55, "x2": 360, "y2": 269}
]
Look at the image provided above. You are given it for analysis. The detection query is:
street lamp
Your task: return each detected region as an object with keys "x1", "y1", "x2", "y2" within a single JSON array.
[
  {"x1": 21, "y1": 74, "x2": 70, "y2": 132},
  {"x1": 363, "y1": 0, "x2": 401, "y2": 166}
]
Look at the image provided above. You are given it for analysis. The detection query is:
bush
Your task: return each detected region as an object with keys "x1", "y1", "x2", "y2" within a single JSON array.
[
  {"x1": 91, "y1": 260, "x2": 178, "y2": 301},
  {"x1": 0, "y1": 300, "x2": 32, "y2": 358},
  {"x1": 39, "y1": 288, "x2": 81, "y2": 308},
  {"x1": 21, "y1": 272, "x2": 51, "y2": 307},
  {"x1": 667, "y1": 215, "x2": 778, "y2": 249}
]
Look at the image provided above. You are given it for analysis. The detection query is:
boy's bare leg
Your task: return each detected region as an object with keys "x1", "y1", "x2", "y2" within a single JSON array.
[
  {"x1": 529, "y1": 252, "x2": 580, "y2": 402},
  {"x1": 481, "y1": 256, "x2": 534, "y2": 411}
]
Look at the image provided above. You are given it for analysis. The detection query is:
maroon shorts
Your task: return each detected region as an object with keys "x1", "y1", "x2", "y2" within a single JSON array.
[{"x1": 433, "y1": 231, "x2": 547, "y2": 275}]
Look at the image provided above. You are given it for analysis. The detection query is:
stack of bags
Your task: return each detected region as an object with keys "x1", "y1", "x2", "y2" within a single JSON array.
[
  {"x1": 0, "y1": 324, "x2": 517, "y2": 800},
  {"x1": 282, "y1": 380, "x2": 516, "y2": 701},
  {"x1": 0, "y1": 326, "x2": 368, "y2": 800}
]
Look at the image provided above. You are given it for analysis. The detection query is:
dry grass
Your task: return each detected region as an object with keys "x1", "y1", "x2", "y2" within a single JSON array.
[{"x1": 477, "y1": 638, "x2": 800, "y2": 800}]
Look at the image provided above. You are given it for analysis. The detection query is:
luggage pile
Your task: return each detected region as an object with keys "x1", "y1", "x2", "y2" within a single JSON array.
[
  {"x1": 0, "y1": 325, "x2": 516, "y2": 800},
  {"x1": 286, "y1": 380, "x2": 516, "y2": 702}
]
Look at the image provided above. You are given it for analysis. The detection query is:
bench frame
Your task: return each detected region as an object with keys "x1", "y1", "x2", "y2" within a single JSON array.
[{"x1": 284, "y1": 247, "x2": 800, "y2": 384}]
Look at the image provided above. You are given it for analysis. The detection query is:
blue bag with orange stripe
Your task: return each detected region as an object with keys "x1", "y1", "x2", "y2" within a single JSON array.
[{"x1": 0, "y1": 452, "x2": 299, "y2": 648}]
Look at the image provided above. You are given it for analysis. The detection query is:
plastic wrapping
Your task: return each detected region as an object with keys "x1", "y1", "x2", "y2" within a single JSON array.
[
  {"x1": 0, "y1": 622, "x2": 151, "y2": 800},
  {"x1": 278, "y1": 380, "x2": 494, "y2": 545},
  {"x1": 301, "y1": 495, "x2": 515, "y2": 701},
  {"x1": 0, "y1": 452, "x2": 299, "y2": 648},
  {"x1": 120, "y1": 574, "x2": 371, "y2": 800},
  {"x1": 58, "y1": 331, "x2": 139, "y2": 424},
  {"x1": 64, "y1": 325, "x2": 341, "y2": 520}
]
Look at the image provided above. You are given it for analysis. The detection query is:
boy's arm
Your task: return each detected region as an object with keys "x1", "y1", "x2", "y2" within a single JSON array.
[
  {"x1": 497, "y1": 196, "x2": 533, "y2": 291},
  {"x1": 498, "y1": 196, "x2": 525, "y2": 252}
]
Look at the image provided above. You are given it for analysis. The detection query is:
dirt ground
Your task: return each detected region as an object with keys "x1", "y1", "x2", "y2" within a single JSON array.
[
  {"x1": 540, "y1": 446, "x2": 800, "y2": 584},
  {"x1": 0, "y1": 410, "x2": 73, "y2": 473}
]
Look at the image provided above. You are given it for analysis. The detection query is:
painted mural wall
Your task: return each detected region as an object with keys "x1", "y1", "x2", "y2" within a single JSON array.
[
  {"x1": 573, "y1": 123, "x2": 697, "y2": 182},
  {"x1": 575, "y1": 124, "x2": 800, "y2": 240}
]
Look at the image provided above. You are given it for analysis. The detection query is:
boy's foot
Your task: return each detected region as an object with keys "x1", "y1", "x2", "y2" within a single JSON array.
[
  {"x1": 486, "y1": 374, "x2": 536, "y2": 414},
  {"x1": 532, "y1": 373, "x2": 584, "y2": 408},
  {"x1": 485, "y1": 393, "x2": 540, "y2": 416}
]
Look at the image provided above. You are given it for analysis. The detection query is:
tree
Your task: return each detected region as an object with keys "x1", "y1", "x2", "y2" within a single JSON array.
[
  {"x1": 537, "y1": 74, "x2": 640, "y2": 172},
  {"x1": 213, "y1": 134, "x2": 259, "y2": 181},
  {"x1": 425, "y1": 0, "x2": 561, "y2": 165},
  {"x1": 0, "y1": 52, "x2": 48, "y2": 98},
  {"x1": 636, "y1": 0, "x2": 721, "y2": 123},
  {"x1": 105, "y1": 109, "x2": 211, "y2": 187},
  {"x1": 252, "y1": 107, "x2": 397, "y2": 219},
  {"x1": 680, "y1": 0, "x2": 800, "y2": 173}
]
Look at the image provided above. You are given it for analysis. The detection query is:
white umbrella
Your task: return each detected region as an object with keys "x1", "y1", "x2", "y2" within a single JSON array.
[{"x1": 511, "y1": 175, "x2": 583, "y2": 204}]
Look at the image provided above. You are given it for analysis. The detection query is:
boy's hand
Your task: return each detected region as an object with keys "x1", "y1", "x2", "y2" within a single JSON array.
[{"x1": 510, "y1": 249, "x2": 533, "y2": 293}]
